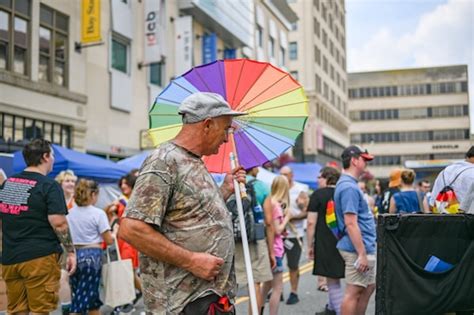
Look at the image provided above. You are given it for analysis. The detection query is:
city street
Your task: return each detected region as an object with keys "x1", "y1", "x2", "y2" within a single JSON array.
[{"x1": 52, "y1": 253, "x2": 375, "y2": 315}]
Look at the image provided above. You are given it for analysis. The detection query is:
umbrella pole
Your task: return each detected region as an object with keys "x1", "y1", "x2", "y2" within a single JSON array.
[{"x1": 230, "y1": 152, "x2": 259, "y2": 315}]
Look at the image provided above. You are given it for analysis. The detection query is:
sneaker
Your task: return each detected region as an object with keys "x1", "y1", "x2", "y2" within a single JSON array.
[
  {"x1": 286, "y1": 292, "x2": 299, "y2": 305},
  {"x1": 315, "y1": 304, "x2": 336, "y2": 315},
  {"x1": 133, "y1": 291, "x2": 143, "y2": 305}
]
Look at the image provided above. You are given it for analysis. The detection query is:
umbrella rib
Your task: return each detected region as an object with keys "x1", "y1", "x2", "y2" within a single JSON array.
[
  {"x1": 172, "y1": 79, "x2": 195, "y2": 95},
  {"x1": 239, "y1": 118, "x2": 306, "y2": 133},
  {"x1": 194, "y1": 68, "x2": 213, "y2": 92},
  {"x1": 218, "y1": 61, "x2": 226, "y2": 99},
  {"x1": 234, "y1": 64, "x2": 269, "y2": 110},
  {"x1": 236, "y1": 120, "x2": 296, "y2": 146},
  {"x1": 235, "y1": 74, "x2": 290, "y2": 112},
  {"x1": 234, "y1": 121, "x2": 293, "y2": 157},
  {"x1": 234, "y1": 130, "x2": 262, "y2": 167},
  {"x1": 231, "y1": 59, "x2": 246, "y2": 106},
  {"x1": 157, "y1": 97, "x2": 181, "y2": 105},
  {"x1": 247, "y1": 101, "x2": 308, "y2": 115}
]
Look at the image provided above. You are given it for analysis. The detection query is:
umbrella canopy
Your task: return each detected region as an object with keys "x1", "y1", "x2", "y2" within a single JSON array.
[
  {"x1": 13, "y1": 144, "x2": 128, "y2": 183},
  {"x1": 148, "y1": 59, "x2": 308, "y2": 173}
]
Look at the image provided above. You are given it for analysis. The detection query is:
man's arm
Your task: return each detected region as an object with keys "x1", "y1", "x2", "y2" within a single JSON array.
[
  {"x1": 118, "y1": 218, "x2": 224, "y2": 281},
  {"x1": 291, "y1": 191, "x2": 309, "y2": 220},
  {"x1": 344, "y1": 213, "x2": 368, "y2": 273},
  {"x1": 48, "y1": 214, "x2": 76, "y2": 275}
]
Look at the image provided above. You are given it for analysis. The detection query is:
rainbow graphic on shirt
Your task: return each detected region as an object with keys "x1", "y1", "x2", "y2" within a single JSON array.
[{"x1": 325, "y1": 199, "x2": 343, "y2": 240}]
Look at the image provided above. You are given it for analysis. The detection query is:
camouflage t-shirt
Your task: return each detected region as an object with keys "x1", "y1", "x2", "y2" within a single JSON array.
[{"x1": 125, "y1": 141, "x2": 236, "y2": 314}]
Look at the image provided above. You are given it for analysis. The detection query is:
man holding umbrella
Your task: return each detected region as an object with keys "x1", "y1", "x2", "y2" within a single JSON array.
[{"x1": 119, "y1": 92, "x2": 246, "y2": 314}]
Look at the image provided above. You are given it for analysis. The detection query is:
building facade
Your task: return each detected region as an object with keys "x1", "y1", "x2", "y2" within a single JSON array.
[
  {"x1": 287, "y1": 0, "x2": 350, "y2": 165},
  {"x1": 348, "y1": 65, "x2": 471, "y2": 178},
  {"x1": 1, "y1": 0, "x2": 298, "y2": 159}
]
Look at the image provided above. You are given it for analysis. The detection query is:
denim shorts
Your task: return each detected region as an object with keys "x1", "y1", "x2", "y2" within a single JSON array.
[{"x1": 272, "y1": 256, "x2": 284, "y2": 274}]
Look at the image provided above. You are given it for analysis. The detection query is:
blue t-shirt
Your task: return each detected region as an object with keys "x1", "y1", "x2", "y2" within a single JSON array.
[
  {"x1": 334, "y1": 174, "x2": 376, "y2": 254},
  {"x1": 393, "y1": 191, "x2": 420, "y2": 213}
]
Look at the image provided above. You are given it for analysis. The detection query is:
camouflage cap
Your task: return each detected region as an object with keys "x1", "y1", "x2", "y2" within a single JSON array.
[{"x1": 178, "y1": 92, "x2": 247, "y2": 124}]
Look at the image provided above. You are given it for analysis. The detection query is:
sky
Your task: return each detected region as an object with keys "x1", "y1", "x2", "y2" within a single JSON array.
[{"x1": 346, "y1": 0, "x2": 474, "y2": 129}]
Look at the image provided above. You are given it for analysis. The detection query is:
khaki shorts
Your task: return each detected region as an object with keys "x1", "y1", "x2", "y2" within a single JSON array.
[
  {"x1": 2, "y1": 253, "x2": 61, "y2": 313},
  {"x1": 235, "y1": 239, "x2": 273, "y2": 285},
  {"x1": 339, "y1": 250, "x2": 376, "y2": 288}
]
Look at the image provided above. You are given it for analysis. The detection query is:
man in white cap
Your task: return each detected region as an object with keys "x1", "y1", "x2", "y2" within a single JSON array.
[{"x1": 119, "y1": 92, "x2": 246, "y2": 314}]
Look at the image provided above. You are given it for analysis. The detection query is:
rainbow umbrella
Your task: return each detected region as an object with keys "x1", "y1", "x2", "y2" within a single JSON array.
[{"x1": 148, "y1": 59, "x2": 308, "y2": 173}]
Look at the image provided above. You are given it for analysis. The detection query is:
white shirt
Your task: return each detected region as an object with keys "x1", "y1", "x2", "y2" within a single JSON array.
[
  {"x1": 431, "y1": 161, "x2": 474, "y2": 207},
  {"x1": 286, "y1": 185, "x2": 308, "y2": 238}
]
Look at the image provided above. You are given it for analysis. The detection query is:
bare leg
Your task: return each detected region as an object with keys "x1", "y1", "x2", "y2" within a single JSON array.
[
  {"x1": 341, "y1": 284, "x2": 364, "y2": 315},
  {"x1": 268, "y1": 272, "x2": 283, "y2": 315},
  {"x1": 88, "y1": 309, "x2": 101, "y2": 315},
  {"x1": 289, "y1": 268, "x2": 299, "y2": 293},
  {"x1": 247, "y1": 282, "x2": 264, "y2": 315},
  {"x1": 134, "y1": 271, "x2": 142, "y2": 292},
  {"x1": 355, "y1": 284, "x2": 375, "y2": 315}
]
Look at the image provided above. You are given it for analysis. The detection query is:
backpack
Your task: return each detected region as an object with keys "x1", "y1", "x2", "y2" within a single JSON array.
[
  {"x1": 325, "y1": 199, "x2": 344, "y2": 240},
  {"x1": 434, "y1": 167, "x2": 473, "y2": 214},
  {"x1": 226, "y1": 180, "x2": 265, "y2": 243}
]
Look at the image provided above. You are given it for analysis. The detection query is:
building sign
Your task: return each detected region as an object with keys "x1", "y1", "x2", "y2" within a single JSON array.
[
  {"x1": 223, "y1": 48, "x2": 236, "y2": 59},
  {"x1": 81, "y1": 0, "x2": 101, "y2": 43},
  {"x1": 202, "y1": 33, "x2": 217, "y2": 64},
  {"x1": 175, "y1": 16, "x2": 193, "y2": 76},
  {"x1": 144, "y1": 0, "x2": 165, "y2": 64},
  {"x1": 432, "y1": 144, "x2": 459, "y2": 150}
]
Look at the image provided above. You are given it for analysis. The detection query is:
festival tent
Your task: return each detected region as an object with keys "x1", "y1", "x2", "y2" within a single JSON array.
[
  {"x1": 0, "y1": 153, "x2": 14, "y2": 177},
  {"x1": 13, "y1": 144, "x2": 129, "y2": 183},
  {"x1": 285, "y1": 162, "x2": 322, "y2": 190},
  {"x1": 256, "y1": 167, "x2": 309, "y2": 192},
  {"x1": 117, "y1": 150, "x2": 152, "y2": 171}
]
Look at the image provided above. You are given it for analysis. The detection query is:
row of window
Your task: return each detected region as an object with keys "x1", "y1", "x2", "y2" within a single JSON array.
[
  {"x1": 317, "y1": 102, "x2": 348, "y2": 133},
  {"x1": 0, "y1": 1, "x2": 164, "y2": 88},
  {"x1": 256, "y1": 25, "x2": 286, "y2": 67},
  {"x1": 371, "y1": 153, "x2": 466, "y2": 166},
  {"x1": 313, "y1": 0, "x2": 345, "y2": 45},
  {"x1": 321, "y1": 136, "x2": 344, "y2": 159},
  {"x1": 349, "y1": 81, "x2": 468, "y2": 99},
  {"x1": 351, "y1": 129, "x2": 470, "y2": 144},
  {"x1": 0, "y1": 112, "x2": 71, "y2": 152},
  {"x1": 315, "y1": 74, "x2": 346, "y2": 113},
  {"x1": 350, "y1": 105, "x2": 469, "y2": 121}
]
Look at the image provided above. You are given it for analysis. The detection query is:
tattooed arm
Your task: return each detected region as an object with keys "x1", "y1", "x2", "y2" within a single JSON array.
[{"x1": 48, "y1": 214, "x2": 77, "y2": 275}]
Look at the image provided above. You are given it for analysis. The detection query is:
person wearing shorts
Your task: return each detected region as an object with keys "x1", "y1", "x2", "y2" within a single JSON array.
[
  {"x1": 0, "y1": 139, "x2": 76, "y2": 313},
  {"x1": 334, "y1": 145, "x2": 377, "y2": 315}
]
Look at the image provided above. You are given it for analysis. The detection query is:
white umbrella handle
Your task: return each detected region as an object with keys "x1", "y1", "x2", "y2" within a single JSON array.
[{"x1": 230, "y1": 152, "x2": 259, "y2": 315}]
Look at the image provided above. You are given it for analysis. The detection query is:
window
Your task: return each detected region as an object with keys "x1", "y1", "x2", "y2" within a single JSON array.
[
  {"x1": 323, "y1": 56, "x2": 328, "y2": 73},
  {"x1": 322, "y1": 4, "x2": 327, "y2": 21},
  {"x1": 279, "y1": 46, "x2": 285, "y2": 67},
  {"x1": 322, "y1": 30, "x2": 327, "y2": 47},
  {"x1": 39, "y1": 4, "x2": 68, "y2": 86},
  {"x1": 313, "y1": 0, "x2": 319, "y2": 10},
  {"x1": 149, "y1": 62, "x2": 163, "y2": 86},
  {"x1": 315, "y1": 74, "x2": 321, "y2": 93},
  {"x1": 0, "y1": 0, "x2": 31, "y2": 75},
  {"x1": 314, "y1": 46, "x2": 320, "y2": 64},
  {"x1": 257, "y1": 25, "x2": 263, "y2": 48},
  {"x1": 313, "y1": 18, "x2": 320, "y2": 37},
  {"x1": 112, "y1": 36, "x2": 128, "y2": 73},
  {"x1": 289, "y1": 42, "x2": 297, "y2": 60},
  {"x1": 268, "y1": 36, "x2": 275, "y2": 58},
  {"x1": 290, "y1": 71, "x2": 298, "y2": 81},
  {"x1": 290, "y1": 22, "x2": 297, "y2": 31},
  {"x1": 323, "y1": 82, "x2": 329, "y2": 99}
]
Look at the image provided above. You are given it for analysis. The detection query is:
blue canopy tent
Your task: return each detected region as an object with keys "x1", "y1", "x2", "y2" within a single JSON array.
[
  {"x1": 13, "y1": 144, "x2": 129, "y2": 183},
  {"x1": 0, "y1": 154, "x2": 14, "y2": 177},
  {"x1": 285, "y1": 162, "x2": 322, "y2": 190},
  {"x1": 117, "y1": 150, "x2": 152, "y2": 171}
]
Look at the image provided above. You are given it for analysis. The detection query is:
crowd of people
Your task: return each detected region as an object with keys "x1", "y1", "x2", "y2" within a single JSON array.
[{"x1": 0, "y1": 91, "x2": 473, "y2": 315}]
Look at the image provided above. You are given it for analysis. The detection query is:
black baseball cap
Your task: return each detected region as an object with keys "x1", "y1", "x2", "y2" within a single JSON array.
[
  {"x1": 466, "y1": 146, "x2": 474, "y2": 158},
  {"x1": 341, "y1": 145, "x2": 374, "y2": 161}
]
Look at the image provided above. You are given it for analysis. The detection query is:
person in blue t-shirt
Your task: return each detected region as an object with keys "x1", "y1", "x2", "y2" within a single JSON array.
[{"x1": 334, "y1": 145, "x2": 376, "y2": 315}]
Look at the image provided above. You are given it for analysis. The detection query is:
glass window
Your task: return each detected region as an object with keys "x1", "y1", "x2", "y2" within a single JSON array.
[
  {"x1": 323, "y1": 56, "x2": 328, "y2": 73},
  {"x1": 315, "y1": 74, "x2": 321, "y2": 93},
  {"x1": 112, "y1": 38, "x2": 127, "y2": 73},
  {"x1": 279, "y1": 47, "x2": 285, "y2": 66},
  {"x1": 257, "y1": 25, "x2": 263, "y2": 48},
  {"x1": 268, "y1": 36, "x2": 274, "y2": 58},
  {"x1": 290, "y1": 71, "x2": 298, "y2": 81},
  {"x1": 313, "y1": 18, "x2": 320, "y2": 37},
  {"x1": 39, "y1": 5, "x2": 68, "y2": 86},
  {"x1": 314, "y1": 46, "x2": 320, "y2": 64},
  {"x1": 289, "y1": 42, "x2": 297, "y2": 60},
  {"x1": 291, "y1": 22, "x2": 297, "y2": 31}
]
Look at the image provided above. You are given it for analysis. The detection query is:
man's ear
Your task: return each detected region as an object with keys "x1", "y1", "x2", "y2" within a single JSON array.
[{"x1": 202, "y1": 118, "x2": 213, "y2": 131}]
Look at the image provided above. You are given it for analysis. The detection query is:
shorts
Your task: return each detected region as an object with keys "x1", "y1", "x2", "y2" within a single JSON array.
[
  {"x1": 2, "y1": 253, "x2": 61, "y2": 313},
  {"x1": 273, "y1": 257, "x2": 284, "y2": 274},
  {"x1": 235, "y1": 239, "x2": 273, "y2": 284},
  {"x1": 339, "y1": 250, "x2": 376, "y2": 288},
  {"x1": 284, "y1": 237, "x2": 303, "y2": 270}
]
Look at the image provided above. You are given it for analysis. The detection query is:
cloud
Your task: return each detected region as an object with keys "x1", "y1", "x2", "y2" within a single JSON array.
[
  {"x1": 348, "y1": 0, "x2": 474, "y2": 129},
  {"x1": 348, "y1": 0, "x2": 473, "y2": 71}
]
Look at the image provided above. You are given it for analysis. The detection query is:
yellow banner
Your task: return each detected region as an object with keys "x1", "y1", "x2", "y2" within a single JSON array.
[{"x1": 81, "y1": 0, "x2": 101, "y2": 43}]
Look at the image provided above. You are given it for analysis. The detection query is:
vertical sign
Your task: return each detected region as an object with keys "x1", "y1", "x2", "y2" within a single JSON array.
[
  {"x1": 144, "y1": 0, "x2": 165, "y2": 64},
  {"x1": 81, "y1": 0, "x2": 101, "y2": 43},
  {"x1": 223, "y1": 48, "x2": 236, "y2": 59},
  {"x1": 175, "y1": 16, "x2": 193, "y2": 76},
  {"x1": 202, "y1": 33, "x2": 217, "y2": 64}
]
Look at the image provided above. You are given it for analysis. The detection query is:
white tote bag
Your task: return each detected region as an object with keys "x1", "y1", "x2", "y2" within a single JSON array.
[{"x1": 102, "y1": 237, "x2": 136, "y2": 307}]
